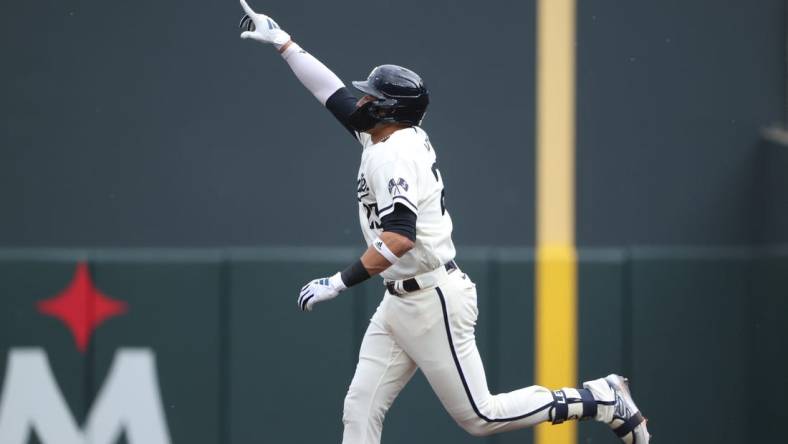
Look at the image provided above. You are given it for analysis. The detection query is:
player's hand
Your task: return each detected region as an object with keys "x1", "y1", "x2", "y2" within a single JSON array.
[
  {"x1": 298, "y1": 272, "x2": 347, "y2": 312},
  {"x1": 238, "y1": 0, "x2": 291, "y2": 48}
]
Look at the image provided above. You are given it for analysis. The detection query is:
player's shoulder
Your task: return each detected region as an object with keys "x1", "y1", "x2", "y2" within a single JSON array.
[
  {"x1": 373, "y1": 127, "x2": 432, "y2": 161},
  {"x1": 365, "y1": 127, "x2": 435, "y2": 168},
  {"x1": 389, "y1": 126, "x2": 429, "y2": 147}
]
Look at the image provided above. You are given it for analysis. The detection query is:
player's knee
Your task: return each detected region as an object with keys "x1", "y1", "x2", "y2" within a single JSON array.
[
  {"x1": 458, "y1": 418, "x2": 494, "y2": 437},
  {"x1": 342, "y1": 389, "x2": 363, "y2": 421},
  {"x1": 342, "y1": 387, "x2": 386, "y2": 427}
]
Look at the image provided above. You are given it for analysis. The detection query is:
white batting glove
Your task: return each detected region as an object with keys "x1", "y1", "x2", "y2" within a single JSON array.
[
  {"x1": 298, "y1": 272, "x2": 346, "y2": 312},
  {"x1": 239, "y1": 0, "x2": 291, "y2": 49}
]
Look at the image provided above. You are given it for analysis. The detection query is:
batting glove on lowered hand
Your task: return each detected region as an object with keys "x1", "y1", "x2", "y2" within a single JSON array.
[
  {"x1": 298, "y1": 272, "x2": 346, "y2": 312},
  {"x1": 239, "y1": 0, "x2": 291, "y2": 49}
]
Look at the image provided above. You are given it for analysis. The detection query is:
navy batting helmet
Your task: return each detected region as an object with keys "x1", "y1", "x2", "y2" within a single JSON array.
[{"x1": 348, "y1": 65, "x2": 429, "y2": 131}]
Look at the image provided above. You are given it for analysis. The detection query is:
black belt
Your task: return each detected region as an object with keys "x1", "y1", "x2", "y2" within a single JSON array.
[{"x1": 385, "y1": 260, "x2": 458, "y2": 295}]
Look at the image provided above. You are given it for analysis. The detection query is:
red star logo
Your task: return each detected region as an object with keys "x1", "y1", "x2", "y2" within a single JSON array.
[{"x1": 37, "y1": 262, "x2": 128, "y2": 353}]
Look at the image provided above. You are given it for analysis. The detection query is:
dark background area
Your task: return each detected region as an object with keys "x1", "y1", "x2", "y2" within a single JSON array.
[
  {"x1": 2, "y1": 0, "x2": 784, "y2": 248},
  {"x1": 576, "y1": 0, "x2": 785, "y2": 246},
  {"x1": 0, "y1": 0, "x2": 535, "y2": 247}
]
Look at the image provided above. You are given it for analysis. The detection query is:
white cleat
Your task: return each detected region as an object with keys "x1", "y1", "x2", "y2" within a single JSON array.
[{"x1": 603, "y1": 374, "x2": 651, "y2": 444}]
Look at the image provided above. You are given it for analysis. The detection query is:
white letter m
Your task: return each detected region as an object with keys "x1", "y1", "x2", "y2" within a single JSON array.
[{"x1": 0, "y1": 348, "x2": 171, "y2": 444}]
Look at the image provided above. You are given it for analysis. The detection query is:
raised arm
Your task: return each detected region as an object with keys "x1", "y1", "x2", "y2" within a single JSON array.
[{"x1": 239, "y1": 0, "x2": 360, "y2": 137}]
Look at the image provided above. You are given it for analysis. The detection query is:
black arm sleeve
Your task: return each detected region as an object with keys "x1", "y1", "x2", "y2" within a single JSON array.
[
  {"x1": 325, "y1": 87, "x2": 359, "y2": 139},
  {"x1": 380, "y1": 203, "x2": 417, "y2": 242},
  {"x1": 340, "y1": 259, "x2": 371, "y2": 288}
]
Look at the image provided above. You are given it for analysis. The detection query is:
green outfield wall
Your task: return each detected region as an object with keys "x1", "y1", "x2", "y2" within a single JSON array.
[{"x1": 0, "y1": 247, "x2": 785, "y2": 444}]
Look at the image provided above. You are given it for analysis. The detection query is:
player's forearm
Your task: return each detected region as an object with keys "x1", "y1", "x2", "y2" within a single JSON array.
[
  {"x1": 336, "y1": 231, "x2": 413, "y2": 291},
  {"x1": 360, "y1": 232, "x2": 415, "y2": 276},
  {"x1": 280, "y1": 41, "x2": 344, "y2": 106}
]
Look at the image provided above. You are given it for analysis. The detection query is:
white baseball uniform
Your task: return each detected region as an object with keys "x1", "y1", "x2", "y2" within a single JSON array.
[{"x1": 341, "y1": 126, "x2": 559, "y2": 443}]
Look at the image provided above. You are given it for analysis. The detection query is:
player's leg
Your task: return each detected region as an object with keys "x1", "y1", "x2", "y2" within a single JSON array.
[
  {"x1": 388, "y1": 271, "x2": 643, "y2": 439},
  {"x1": 387, "y1": 272, "x2": 561, "y2": 436},
  {"x1": 341, "y1": 298, "x2": 418, "y2": 444}
]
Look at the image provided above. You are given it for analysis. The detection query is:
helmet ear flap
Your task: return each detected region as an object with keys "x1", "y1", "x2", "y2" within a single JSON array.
[
  {"x1": 373, "y1": 99, "x2": 428, "y2": 126},
  {"x1": 348, "y1": 101, "x2": 381, "y2": 132}
]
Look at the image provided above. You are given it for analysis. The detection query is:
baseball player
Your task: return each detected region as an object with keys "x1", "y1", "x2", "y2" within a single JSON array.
[{"x1": 239, "y1": 2, "x2": 650, "y2": 443}]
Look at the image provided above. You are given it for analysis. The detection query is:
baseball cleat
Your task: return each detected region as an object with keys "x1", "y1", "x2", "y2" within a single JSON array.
[
  {"x1": 582, "y1": 374, "x2": 650, "y2": 443},
  {"x1": 602, "y1": 374, "x2": 650, "y2": 444}
]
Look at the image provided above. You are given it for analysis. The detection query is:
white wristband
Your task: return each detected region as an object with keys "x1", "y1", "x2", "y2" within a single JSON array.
[{"x1": 372, "y1": 237, "x2": 399, "y2": 265}]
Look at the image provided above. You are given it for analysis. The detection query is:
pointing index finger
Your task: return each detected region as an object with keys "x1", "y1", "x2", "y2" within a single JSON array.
[{"x1": 239, "y1": 0, "x2": 255, "y2": 16}]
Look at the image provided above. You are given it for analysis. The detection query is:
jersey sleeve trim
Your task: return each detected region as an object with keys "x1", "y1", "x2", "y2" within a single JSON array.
[{"x1": 378, "y1": 195, "x2": 418, "y2": 218}]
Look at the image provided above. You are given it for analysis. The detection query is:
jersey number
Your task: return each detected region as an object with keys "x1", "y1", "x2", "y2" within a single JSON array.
[{"x1": 431, "y1": 162, "x2": 447, "y2": 216}]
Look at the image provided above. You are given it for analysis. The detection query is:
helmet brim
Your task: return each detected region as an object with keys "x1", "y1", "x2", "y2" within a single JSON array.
[{"x1": 351, "y1": 80, "x2": 386, "y2": 99}]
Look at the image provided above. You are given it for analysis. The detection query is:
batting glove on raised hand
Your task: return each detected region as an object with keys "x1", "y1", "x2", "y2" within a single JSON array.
[
  {"x1": 239, "y1": 0, "x2": 291, "y2": 49},
  {"x1": 298, "y1": 272, "x2": 347, "y2": 312}
]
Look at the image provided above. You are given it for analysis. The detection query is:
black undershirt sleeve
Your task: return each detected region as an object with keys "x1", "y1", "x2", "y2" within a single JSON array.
[
  {"x1": 340, "y1": 259, "x2": 371, "y2": 288},
  {"x1": 380, "y1": 203, "x2": 417, "y2": 242},
  {"x1": 325, "y1": 87, "x2": 359, "y2": 139}
]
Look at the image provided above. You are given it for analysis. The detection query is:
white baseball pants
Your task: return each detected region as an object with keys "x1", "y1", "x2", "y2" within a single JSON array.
[{"x1": 341, "y1": 268, "x2": 555, "y2": 444}]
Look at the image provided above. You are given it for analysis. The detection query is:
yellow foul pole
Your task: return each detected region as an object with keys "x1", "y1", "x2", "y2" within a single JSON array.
[{"x1": 535, "y1": 0, "x2": 577, "y2": 443}]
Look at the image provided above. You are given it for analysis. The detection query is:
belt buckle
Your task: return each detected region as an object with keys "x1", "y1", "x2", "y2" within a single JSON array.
[{"x1": 385, "y1": 281, "x2": 401, "y2": 296}]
